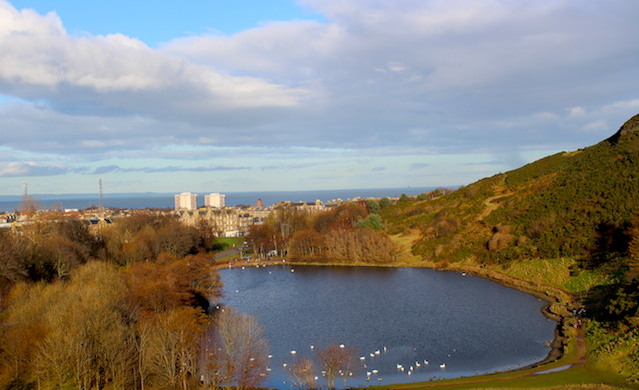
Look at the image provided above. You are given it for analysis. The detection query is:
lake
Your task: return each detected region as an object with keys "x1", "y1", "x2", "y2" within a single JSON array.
[{"x1": 218, "y1": 265, "x2": 556, "y2": 389}]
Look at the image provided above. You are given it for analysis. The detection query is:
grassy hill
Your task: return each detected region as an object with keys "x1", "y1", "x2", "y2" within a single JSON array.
[
  {"x1": 380, "y1": 113, "x2": 639, "y2": 385},
  {"x1": 384, "y1": 113, "x2": 639, "y2": 267}
]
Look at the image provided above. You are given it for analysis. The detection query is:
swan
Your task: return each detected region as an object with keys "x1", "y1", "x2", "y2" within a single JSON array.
[{"x1": 440, "y1": 363, "x2": 446, "y2": 369}]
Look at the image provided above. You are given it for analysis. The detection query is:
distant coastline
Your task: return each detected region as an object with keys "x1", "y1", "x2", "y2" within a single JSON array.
[{"x1": 0, "y1": 186, "x2": 441, "y2": 212}]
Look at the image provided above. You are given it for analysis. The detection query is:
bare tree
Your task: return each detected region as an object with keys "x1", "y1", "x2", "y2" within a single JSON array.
[
  {"x1": 204, "y1": 308, "x2": 269, "y2": 390},
  {"x1": 20, "y1": 193, "x2": 40, "y2": 216},
  {"x1": 316, "y1": 344, "x2": 357, "y2": 390},
  {"x1": 138, "y1": 307, "x2": 205, "y2": 390},
  {"x1": 288, "y1": 357, "x2": 317, "y2": 390}
]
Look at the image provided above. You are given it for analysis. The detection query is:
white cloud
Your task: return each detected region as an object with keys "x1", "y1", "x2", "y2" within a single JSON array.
[
  {"x1": 1, "y1": 0, "x2": 638, "y2": 193},
  {"x1": 583, "y1": 120, "x2": 608, "y2": 132},
  {"x1": 602, "y1": 99, "x2": 639, "y2": 113},
  {"x1": 0, "y1": 1, "x2": 307, "y2": 117},
  {"x1": 568, "y1": 106, "x2": 586, "y2": 117},
  {"x1": 0, "y1": 161, "x2": 72, "y2": 177}
]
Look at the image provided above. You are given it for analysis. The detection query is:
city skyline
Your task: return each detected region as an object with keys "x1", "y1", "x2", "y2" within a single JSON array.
[{"x1": 1, "y1": 0, "x2": 638, "y2": 196}]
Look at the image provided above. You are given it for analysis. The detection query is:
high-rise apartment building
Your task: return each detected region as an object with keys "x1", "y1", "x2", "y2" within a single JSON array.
[
  {"x1": 204, "y1": 193, "x2": 226, "y2": 208},
  {"x1": 174, "y1": 192, "x2": 197, "y2": 210}
]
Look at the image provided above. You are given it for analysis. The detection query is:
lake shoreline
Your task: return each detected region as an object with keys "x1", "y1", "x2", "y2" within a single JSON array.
[{"x1": 215, "y1": 257, "x2": 577, "y2": 381}]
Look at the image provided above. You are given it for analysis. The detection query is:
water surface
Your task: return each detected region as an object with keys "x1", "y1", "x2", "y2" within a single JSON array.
[{"x1": 219, "y1": 265, "x2": 555, "y2": 389}]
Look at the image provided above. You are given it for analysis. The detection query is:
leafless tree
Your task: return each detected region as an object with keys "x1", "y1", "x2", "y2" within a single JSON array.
[
  {"x1": 205, "y1": 308, "x2": 269, "y2": 390},
  {"x1": 316, "y1": 344, "x2": 357, "y2": 390},
  {"x1": 288, "y1": 357, "x2": 317, "y2": 390},
  {"x1": 139, "y1": 307, "x2": 205, "y2": 390}
]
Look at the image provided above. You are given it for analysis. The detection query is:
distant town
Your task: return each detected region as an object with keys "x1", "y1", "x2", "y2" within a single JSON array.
[{"x1": 0, "y1": 191, "x2": 407, "y2": 237}]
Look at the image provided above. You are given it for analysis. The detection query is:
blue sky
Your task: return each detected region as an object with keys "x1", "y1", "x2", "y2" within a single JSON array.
[
  {"x1": 9, "y1": 0, "x2": 324, "y2": 45},
  {"x1": 1, "y1": 0, "x2": 638, "y2": 196}
]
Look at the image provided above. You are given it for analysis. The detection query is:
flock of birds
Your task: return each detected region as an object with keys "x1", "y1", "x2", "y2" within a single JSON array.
[
  {"x1": 269, "y1": 343, "x2": 450, "y2": 385},
  {"x1": 357, "y1": 345, "x2": 449, "y2": 382},
  {"x1": 229, "y1": 266, "x2": 455, "y2": 386}
]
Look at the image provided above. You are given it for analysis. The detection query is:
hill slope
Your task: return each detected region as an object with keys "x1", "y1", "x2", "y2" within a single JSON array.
[
  {"x1": 381, "y1": 113, "x2": 639, "y2": 384},
  {"x1": 384, "y1": 113, "x2": 639, "y2": 268}
]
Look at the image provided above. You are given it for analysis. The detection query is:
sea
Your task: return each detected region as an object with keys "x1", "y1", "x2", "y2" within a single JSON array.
[{"x1": 0, "y1": 187, "x2": 440, "y2": 212}]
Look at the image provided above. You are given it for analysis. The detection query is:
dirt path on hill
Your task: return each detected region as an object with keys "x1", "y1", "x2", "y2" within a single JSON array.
[
  {"x1": 575, "y1": 326, "x2": 588, "y2": 366},
  {"x1": 477, "y1": 191, "x2": 513, "y2": 221}
]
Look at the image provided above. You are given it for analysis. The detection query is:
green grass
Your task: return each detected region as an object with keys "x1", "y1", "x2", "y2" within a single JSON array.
[
  {"x1": 502, "y1": 258, "x2": 605, "y2": 294},
  {"x1": 212, "y1": 237, "x2": 243, "y2": 251},
  {"x1": 368, "y1": 365, "x2": 633, "y2": 390}
]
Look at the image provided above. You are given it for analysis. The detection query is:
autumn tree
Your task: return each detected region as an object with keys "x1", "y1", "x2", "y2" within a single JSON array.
[
  {"x1": 246, "y1": 223, "x2": 278, "y2": 258},
  {"x1": 288, "y1": 229, "x2": 325, "y2": 260},
  {"x1": 138, "y1": 307, "x2": 206, "y2": 390},
  {"x1": 126, "y1": 253, "x2": 221, "y2": 314},
  {"x1": 0, "y1": 230, "x2": 27, "y2": 300},
  {"x1": 1, "y1": 262, "x2": 136, "y2": 389}
]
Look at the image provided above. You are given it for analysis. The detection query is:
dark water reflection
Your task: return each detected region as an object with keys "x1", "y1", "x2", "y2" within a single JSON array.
[{"x1": 219, "y1": 265, "x2": 555, "y2": 389}]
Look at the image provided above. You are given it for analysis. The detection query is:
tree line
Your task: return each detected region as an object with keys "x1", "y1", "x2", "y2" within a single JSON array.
[
  {"x1": 246, "y1": 202, "x2": 398, "y2": 264},
  {"x1": 0, "y1": 215, "x2": 275, "y2": 390}
]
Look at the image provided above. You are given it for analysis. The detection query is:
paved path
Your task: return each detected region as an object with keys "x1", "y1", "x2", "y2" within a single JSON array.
[{"x1": 213, "y1": 246, "x2": 241, "y2": 261}]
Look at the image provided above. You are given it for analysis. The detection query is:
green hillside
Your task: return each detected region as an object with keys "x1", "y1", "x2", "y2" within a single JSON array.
[
  {"x1": 384, "y1": 113, "x2": 639, "y2": 268},
  {"x1": 381, "y1": 113, "x2": 639, "y2": 385}
]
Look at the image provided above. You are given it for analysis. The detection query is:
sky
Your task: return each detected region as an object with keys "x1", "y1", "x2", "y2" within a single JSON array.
[{"x1": 1, "y1": 0, "x2": 638, "y2": 196}]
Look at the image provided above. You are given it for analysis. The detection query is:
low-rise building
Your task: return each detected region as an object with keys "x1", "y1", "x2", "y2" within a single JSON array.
[{"x1": 177, "y1": 206, "x2": 269, "y2": 237}]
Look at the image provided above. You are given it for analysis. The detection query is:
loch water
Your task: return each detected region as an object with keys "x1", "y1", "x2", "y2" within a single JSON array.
[{"x1": 219, "y1": 265, "x2": 556, "y2": 389}]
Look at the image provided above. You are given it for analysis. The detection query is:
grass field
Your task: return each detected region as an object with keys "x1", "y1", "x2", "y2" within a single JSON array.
[{"x1": 368, "y1": 362, "x2": 634, "y2": 389}]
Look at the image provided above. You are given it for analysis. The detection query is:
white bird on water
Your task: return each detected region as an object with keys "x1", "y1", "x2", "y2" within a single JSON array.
[
  {"x1": 291, "y1": 350, "x2": 296, "y2": 355},
  {"x1": 440, "y1": 363, "x2": 446, "y2": 369}
]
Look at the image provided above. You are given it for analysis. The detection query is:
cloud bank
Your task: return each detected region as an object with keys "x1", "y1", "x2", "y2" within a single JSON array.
[{"x1": 1, "y1": 0, "x2": 638, "y2": 193}]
